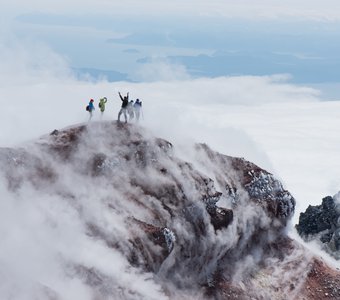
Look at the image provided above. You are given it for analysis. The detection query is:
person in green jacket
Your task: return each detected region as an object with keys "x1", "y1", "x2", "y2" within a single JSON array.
[{"x1": 98, "y1": 97, "x2": 108, "y2": 115}]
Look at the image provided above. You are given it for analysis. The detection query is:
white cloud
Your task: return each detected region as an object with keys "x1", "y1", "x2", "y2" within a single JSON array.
[
  {"x1": 0, "y1": 37, "x2": 73, "y2": 86},
  {"x1": 132, "y1": 58, "x2": 191, "y2": 82}
]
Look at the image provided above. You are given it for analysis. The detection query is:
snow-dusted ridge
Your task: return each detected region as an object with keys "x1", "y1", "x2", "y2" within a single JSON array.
[{"x1": 0, "y1": 121, "x2": 338, "y2": 300}]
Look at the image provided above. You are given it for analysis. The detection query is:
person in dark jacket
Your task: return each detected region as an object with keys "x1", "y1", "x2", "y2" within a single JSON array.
[{"x1": 118, "y1": 92, "x2": 129, "y2": 123}]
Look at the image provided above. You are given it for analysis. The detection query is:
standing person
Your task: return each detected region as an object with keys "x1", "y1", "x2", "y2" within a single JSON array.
[
  {"x1": 118, "y1": 92, "x2": 129, "y2": 123},
  {"x1": 98, "y1": 97, "x2": 108, "y2": 115},
  {"x1": 133, "y1": 98, "x2": 142, "y2": 122},
  {"x1": 86, "y1": 99, "x2": 95, "y2": 120},
  {"x1": 127, "y1": 100, "x2": 134, "y2": 121}
]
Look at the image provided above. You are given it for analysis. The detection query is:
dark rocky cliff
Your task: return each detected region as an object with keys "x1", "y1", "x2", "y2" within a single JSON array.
[{"x1": 296, "y1": 194, "x2": 340, "y2": 260}]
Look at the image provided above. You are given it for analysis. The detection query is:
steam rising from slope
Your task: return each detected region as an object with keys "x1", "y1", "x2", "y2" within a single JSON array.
[
  {"x1": 0, "y1": 125, "x2": 170, "y2": 299},
  {"x1": 0, "y1": 121, "x2": 302, "y2": 299}
]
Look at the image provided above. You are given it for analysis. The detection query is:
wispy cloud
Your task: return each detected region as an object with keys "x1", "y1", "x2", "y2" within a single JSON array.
[
  {"x1": 0, "y1": 37, "x2": 73, "y2": 86},
  {"x1": 274, "y1": 51, "x2": 325, "y2": 60},
  {"x1": 132, "y1": 58, "x2": 191, "y2": 82}
]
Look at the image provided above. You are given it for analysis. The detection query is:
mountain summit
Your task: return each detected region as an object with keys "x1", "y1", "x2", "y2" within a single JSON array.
[{"x1": 0, "y1": 121, "x2": 339, "y2": 299}]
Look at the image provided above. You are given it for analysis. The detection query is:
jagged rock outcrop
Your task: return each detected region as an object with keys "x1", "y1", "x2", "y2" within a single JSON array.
[
  {"x1": 0, "y1": 121, "x2": 338, "y2": 300},
  {"x1": 296, "y1": 194, "x2": 340, "y2": 259}
]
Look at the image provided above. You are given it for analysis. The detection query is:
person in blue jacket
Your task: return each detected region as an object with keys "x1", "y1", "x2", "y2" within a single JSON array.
[{"x1": 86, "y1": 99, "x2": 95, "y2": 119}]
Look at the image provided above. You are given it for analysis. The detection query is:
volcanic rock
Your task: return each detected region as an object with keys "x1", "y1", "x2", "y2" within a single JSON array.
[{"x1": 0, "y1": 121, "x2": 338, "y2": 300}]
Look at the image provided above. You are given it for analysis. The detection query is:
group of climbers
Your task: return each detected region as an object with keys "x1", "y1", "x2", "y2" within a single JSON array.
[{"x1": 86, "y1": 92, "x2": 142, "y2": 123}]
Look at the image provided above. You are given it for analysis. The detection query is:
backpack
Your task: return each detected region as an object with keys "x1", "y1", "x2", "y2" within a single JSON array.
[{"x1": 86, "y1": 105, "x2": 90, "y2": 111}]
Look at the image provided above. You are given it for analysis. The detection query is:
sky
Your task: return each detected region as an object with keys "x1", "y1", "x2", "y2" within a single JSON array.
[
  {"x1": 2, "y1": 1, "x2": 340, "y2": 95},
  {"x1": 1, "y1": 0, "x2": 340, "y2": 273}
]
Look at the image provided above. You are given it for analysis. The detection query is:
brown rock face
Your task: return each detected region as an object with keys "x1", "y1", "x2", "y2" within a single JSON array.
[
  {"x1": 0, "y1": 121, "x2": 337, "y2": 300},
  {"x1": 299, "y1": 259, "x2": 340, "y2": 300}
]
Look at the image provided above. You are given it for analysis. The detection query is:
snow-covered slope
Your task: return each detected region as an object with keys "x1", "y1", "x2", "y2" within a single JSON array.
[{"x1": 0, "y1": 121, "x2": 338, "y2": 299}]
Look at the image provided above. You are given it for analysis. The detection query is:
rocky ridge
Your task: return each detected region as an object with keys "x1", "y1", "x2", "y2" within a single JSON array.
[{"x1": 0, "y1": 121, "x2": 339, "y2": 300}]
